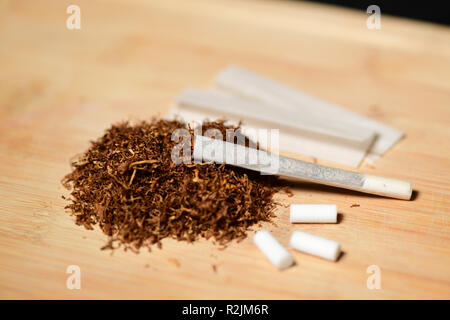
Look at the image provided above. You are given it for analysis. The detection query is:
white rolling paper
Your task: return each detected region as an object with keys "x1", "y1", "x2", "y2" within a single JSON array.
[
  {"x1": 215, "y1": 65, "x2": 404, "y2": 163},
  {"x1": 173, "y1": 88, "x2": 376, "y2": 167}
]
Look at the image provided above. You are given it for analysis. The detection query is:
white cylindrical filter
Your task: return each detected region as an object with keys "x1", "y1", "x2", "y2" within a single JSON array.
[
  {"x1": 362, "y1": 174, "x2": 412, "y2": 200},
  {"x1": 290, "y1": 204, "x2": 337, "y2": 223},
  {"x1": 253, "y1": 230, "x2": 294, "y2": 270},
  {"x1": 290, "y1": 230, "x2": 341, "y2": 261}
]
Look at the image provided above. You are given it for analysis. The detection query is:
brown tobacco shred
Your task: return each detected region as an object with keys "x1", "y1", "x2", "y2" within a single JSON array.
[{"x1": 62, "y1": 119, "x2": 284, "y2": 252}]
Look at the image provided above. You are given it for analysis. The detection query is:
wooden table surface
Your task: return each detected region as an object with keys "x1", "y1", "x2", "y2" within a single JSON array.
[{"x1": 1, "y1": 0, "x2": 449, "y2": 299}]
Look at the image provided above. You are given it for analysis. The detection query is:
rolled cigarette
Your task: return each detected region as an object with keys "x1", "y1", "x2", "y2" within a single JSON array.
[
  {"x1": 194, "y1": 135, "x2": 413, "y2": 200},
  {"x1": 253, "y1": 230, "x2": 294, "y2": 270},
  {"x1": 289, "y1": 230, "x2": 341, "y2": 261},
  {"x1": 290, "y1": 204, "x2": 337, "y2": 223}
]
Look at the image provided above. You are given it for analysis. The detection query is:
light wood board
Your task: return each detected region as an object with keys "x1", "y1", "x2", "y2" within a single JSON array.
[{"x1": 0, "y1": 0, "x2": 449, "y2": 299}]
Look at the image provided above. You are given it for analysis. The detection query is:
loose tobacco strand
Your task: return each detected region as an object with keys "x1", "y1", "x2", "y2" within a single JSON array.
[{"x1": 62, "y1": 119, "x2": 284, "y2": 252}]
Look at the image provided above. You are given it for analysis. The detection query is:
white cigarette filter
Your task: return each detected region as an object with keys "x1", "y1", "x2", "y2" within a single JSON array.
[
  {"x1": 290, "y1": 230, "x2": 341, "y2": 261},
  {"x1": 253, "y1": 230, "x2": 294, "y2": 270},
  {"x1": 290, "y1": 204, "x2": 337, "y2": 223}
]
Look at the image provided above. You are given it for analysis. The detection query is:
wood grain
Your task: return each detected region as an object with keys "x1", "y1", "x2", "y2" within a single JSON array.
[{"x1": 0, "y1": 0, "x2": 449, "y2": 299}]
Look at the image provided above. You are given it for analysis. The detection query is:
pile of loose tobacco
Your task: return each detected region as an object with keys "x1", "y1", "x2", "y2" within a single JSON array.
[{"x1": 62, "y1": 119, "x2": 286, "y2": 252}]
